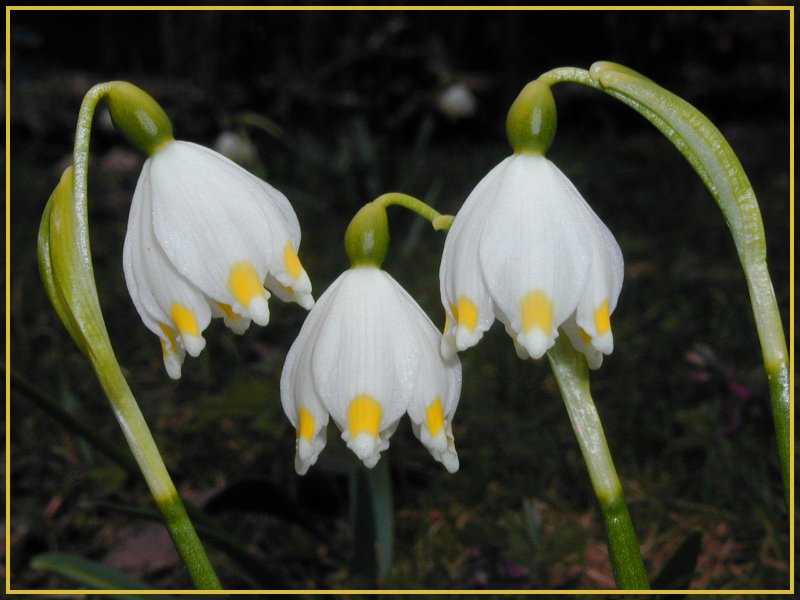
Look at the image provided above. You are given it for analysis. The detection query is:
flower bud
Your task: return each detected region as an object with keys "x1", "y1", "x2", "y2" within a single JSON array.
[
  {"x1": 505, "y1": 79, "x2": 557, "y2": 156},
  {"x1": 345, "y1": 202, "x2": 390, "y2": 268},
  {"x1": 107, "y1": 82, "x2": 174, "y2": 156}
]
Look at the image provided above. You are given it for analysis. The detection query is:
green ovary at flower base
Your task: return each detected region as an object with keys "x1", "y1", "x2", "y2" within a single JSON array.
[
  {"x1": 440, "y1": 79, "x2": 624, "y2": 369},
  {"x1": 114, "y1": 84, "x2": 314, "y2": 380},
  {"x1": 280, "y1": 199, "x2": 462, "y2": 475}
]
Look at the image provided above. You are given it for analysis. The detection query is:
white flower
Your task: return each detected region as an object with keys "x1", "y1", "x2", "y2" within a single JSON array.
[
  {"x1": 123, "y1": 140, "x2": 314, "y2": 379},
  {"x1": 213, "y1": 130, "x2": 258, "y2": 167},
  {"x1": 436, "y1": 83, "x2": 477, "y2": 120},
  {"x1": 280, "y1": 266, "x2": 462, "y2": 475},
  {"x1": 440, "y1": 153, "x2": 623, "y2": 369}
]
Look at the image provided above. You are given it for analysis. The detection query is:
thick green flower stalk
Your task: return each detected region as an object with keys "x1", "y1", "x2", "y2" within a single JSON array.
[
  {"x1": 539, "y1": 62, "x2": 790, "y2": 503},
  {"x1": 547, "y1": 336, "x2": 649, "y2": 589},
  {"x1": 38, "y1": 83, "x2": 221, "y2": 589}
]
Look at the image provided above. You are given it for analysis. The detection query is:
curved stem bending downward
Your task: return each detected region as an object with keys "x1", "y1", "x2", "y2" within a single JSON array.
[{"x1": 540, "y1": 62, "x2": 790, "y2": 504}]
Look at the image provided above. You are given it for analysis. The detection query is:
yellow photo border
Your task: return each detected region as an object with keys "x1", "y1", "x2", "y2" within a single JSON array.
[{"x1": 5, "y1": 4, "x2": 794, "y2": 595}]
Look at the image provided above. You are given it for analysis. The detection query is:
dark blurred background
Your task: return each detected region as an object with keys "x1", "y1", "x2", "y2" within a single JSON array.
[{"x1": 8, "y1": 7, "x2": 790, "y2": 591}]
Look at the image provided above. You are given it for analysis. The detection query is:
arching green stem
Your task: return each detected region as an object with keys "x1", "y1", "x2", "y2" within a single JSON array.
[
  {"x1": 345, "y1": 193, "x2": 453, "y2": 268},
  {"x1": 38, "y1": 84, "x2": 221, "y2": 589},
  {"x1": 539, "y1": 63, "x2": 790, "y2": 503},
  {"x1": 548, "y1": 335, "x2": 649, "y2": 590},
  {"x1": 373, "y1": 192, "x2": 454, "y2": 231}
]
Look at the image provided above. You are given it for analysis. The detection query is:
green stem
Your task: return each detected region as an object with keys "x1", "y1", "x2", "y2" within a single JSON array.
[
  {"x1": 540, "y1": 63, "x2": 790, "y2": 503},
  {"x1": 547, "y1": 335, "x2": 649, "y2": 590},
  {"x1": 350, "y1": 458, "x2": 394, "y2": 585},
  {"x1": 233, "y1": 110, "x2": 289, "y2": 143},
  {"x1": 93, "y1": 354, "x2": 222, "y2": 590},
  {"x1": 374, "y1": 192, "x2": 454, "y2": 231},
  {"x1": 366, "y1": 458, "x2": 394, "y2": 581},
  {"x1": 48, "y1": 84, "x2": 221, "y2": 589}
]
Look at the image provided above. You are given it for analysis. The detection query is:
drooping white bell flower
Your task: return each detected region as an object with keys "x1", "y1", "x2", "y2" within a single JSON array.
[
  {"x1": 122, "y1": 140, "x2": 314, "y2": 379},
  {"x1": 281, "y1": 202, "x2": 462, "y2": 475},
  {"x1": 439, "y1": 80, "x2": 623, "y2": 369}
]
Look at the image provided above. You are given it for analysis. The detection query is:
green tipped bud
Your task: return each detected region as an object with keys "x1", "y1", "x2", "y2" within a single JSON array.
[
  {"x1": 506, "y1": 79, "x2": 557, "y2": 155},
  {"x1": 106, "y1": 82, "x2": 174, "y2": 156},
  {"x1": 589, "y1": 61, "x2": 653, "y2": 87},
  {"x1": 345, "y1": 202, "x2": 390, "y2": 268}
]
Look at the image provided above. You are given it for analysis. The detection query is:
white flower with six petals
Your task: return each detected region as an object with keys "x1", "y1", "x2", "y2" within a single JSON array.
[
  {"x1": 440, "y1": 153, "x2": 623, "y2": 369},
  {"x1": 123, "y1": 140, "x2": 314, "y2": 379},
  {"x1": 280, "y1": 266, "x2": 462, "y2": 475}
]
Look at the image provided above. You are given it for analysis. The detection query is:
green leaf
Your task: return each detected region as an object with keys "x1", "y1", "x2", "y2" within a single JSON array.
[
  {"x1": 586, "y1": 60, "x2": 789, "y2": 503},
  {"x1": 47, "y1": 160, "x2": 115, "y2": 365},
  {"x1": 31, "y1": 553, "x2": 173, "y2": 598},
  {"x1": 588, "y1": 61, "x2": 761, "y2": 260},
  {"x1": 37, "y1": 167, "x2": 88, "y2": 356}
]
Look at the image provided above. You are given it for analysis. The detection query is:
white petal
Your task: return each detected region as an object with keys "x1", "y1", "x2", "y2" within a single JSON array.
[
  {"x1": 265, "y1": 269, "x2": 314, "y2": 311},
  {"x1": 512, "y1": 340, "x2": 530, "y2": 361},
  {"x1": 438, "y1": 428, "x2": 460, "y2": 473},
  {"x1": 311, "y1": 270, "x2": 413, "y2": 450},
  {"x1": 280, "y1": 281, "x2": 337, "y2": 474},
  {"x1": 210, "y1": 302, "x2": 252, "y2": 335},
  {"x1": 440, "y1": 157, "x2": 516, "y2": 351},
  {"x1": 149, "y1": 141, "x2": 309, "y2": 321},
  {"x1": 440, "y1": 327, "x2": 459, "y2": 361},
  {"x1": 124, "y1": 161, "x2": 167, "y2": 333},
  {"x1": 123, "y1": 159, "x2": 212, "y2": 376},
  {"x1": 282, "y1": 267, "x2": 463, "y2": 470},
  {"x1": 149, "y1": 142, "x2": 268, "y2": 291},
  {"x1": 398, "y1": 283, "x2": 462, "y2": 471},
  {"x1": 246, "y1": 295, "x2": 271, "y2": 327},
  {"x1": 571, "y1": 199, "x2": 624, "y2": 356},
  {"x1": 191, "y1": 144, "x2": 308, "y2": 278},
  {"x1": 161, "y1": 343, "x2": 185, "y2": 380},
  {"x1": 410, "y1": 419, "x2": 460, "y2": 473},
  {"x1": 254, "y1": 206, "x2": 312, "y2": 308},
  {"x1": 561, "y1": 314, "x2": 604, "y2": 370},
  {"x1": 200, "y1": 147, "x2": 314, "y2": 309},
  {"x1": 479, "y1": 155, "x2": 594, "y2": 359},
  {"x1": 255, "y1": 178, "x2": 301, "y2": 249}
]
